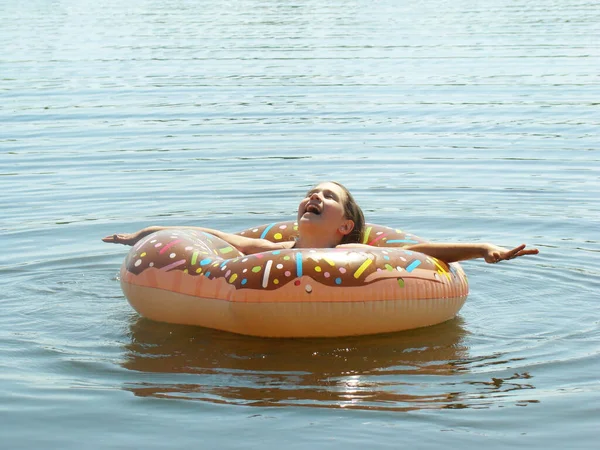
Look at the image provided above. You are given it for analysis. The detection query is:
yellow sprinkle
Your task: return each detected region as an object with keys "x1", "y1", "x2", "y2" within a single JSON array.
[
  {"x1": 274, "y1": 233, "x2": 282, "y2": 240},
  {"x1": 196, "y1": 268, "x2": 203, "y2": 274},
  {"x1": 140, "y1": 252, "x2": 146, "y2": 257},
  {"x1": 323, "y1": 258, "x2": 336, "y2": 266},
  {"x1": 273, "y1": 279, "x2": 279, "y2": 285},
  {"x1": 283, "y1": 256, "x2": 291, "y2": 261},
  {"x1": 362, "y1": 226, "x2": 372, "y2": 244},
  {"x1": 315, "y1": 266, "x2": 322, "y2": 272},
  {"x1": 184, "y1": 269, "x2": 188, "y2": 274},
  {"x1": 432, "y1": 258, "x2": 451, "y2": 280},
  {"x1": 229, "y1": 274, "x2": 238, "y2": 283},
  {"x1": 354, "y1": 258, "x2": 373, "y2": 279}
]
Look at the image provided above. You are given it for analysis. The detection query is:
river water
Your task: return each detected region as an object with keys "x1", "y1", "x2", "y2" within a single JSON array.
[{"x1": 2, "y1": 0, "x2": 599, "y2": 448}]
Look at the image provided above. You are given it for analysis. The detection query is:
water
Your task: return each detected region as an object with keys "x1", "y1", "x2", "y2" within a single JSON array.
[{"x1": 2, "y1": 0, "x2": 599, "y2": 448}]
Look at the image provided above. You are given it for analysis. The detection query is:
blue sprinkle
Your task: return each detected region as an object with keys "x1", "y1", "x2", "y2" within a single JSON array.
[
  {"x1": 296, "y1": 252, "x2": 303, "y2": 277},
  {"x1": 260, "y1": 223, "x2": 276, "y2": 239},
  {"x1": 200, "y1": 258, "x2": 212, "y2": 266},
  {"x1": 335, "y1": 277, "x2": 342, "y2": 285},
  {"x1": 241, "y1": 279, "x2": 247, "y2": 285},
  {"x1": 406, "y1": 260, "x2": 421, "y2": 272}
]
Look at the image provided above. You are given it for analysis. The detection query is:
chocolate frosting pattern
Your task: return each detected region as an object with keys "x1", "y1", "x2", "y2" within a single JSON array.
[{"x1": 124, "y1": 221, "x2": 467, "y2": 293}]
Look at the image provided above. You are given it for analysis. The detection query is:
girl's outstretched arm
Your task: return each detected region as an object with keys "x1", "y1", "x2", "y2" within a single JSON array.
[
  {"x1": 102, "y1": 226, "x2": 292, "y2": 255},
  {"x1": 404, "y1": 242, "x2": 539, "y2": 264}
]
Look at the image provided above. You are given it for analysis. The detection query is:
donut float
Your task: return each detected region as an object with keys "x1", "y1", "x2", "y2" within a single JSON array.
[{"x1": 119, "y1": 221, "x2": 469, "y2": 337}]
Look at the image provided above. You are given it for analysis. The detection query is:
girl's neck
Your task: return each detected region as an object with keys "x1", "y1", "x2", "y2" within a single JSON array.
[{"x1": 294, "y1": 234, "x2": 341, "y2": 249}]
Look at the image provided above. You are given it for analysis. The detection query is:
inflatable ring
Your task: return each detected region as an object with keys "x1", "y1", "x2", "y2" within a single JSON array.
[{"x1": 120, "y1": 221, "x2": 469, "y2": 337}]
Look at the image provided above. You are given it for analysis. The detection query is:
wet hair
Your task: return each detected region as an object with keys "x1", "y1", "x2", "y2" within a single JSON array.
[{"x1": 330, "y1": 181, "x2": 365, "y2": 245}]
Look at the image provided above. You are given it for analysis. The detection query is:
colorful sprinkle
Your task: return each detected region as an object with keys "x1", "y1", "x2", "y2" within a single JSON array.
[
  {"x1": 159, "y1": 239, "x2": 182, "y2": 255},
  {"x1": 406, "y1": 260, "x2": 421, "y2": 272},
  {"x1": 260, "y1": 223, "x2": 276, "y2": 239},
  {"x1": 362, "y1": 226, "x2": 373, "y2": 244},
  {"x1": 161, "y1": 259, "x2": 186, "y2": 272},
  {"x1": 354, "y1": 258, "x2": 373, "y2": 279},
  {"x1": 296, "y1": 252, "x2": 303, "y2": 277},
  {"x1": 368, "y1": 233, "x2": 388, "y2": 245},
  {"x1": 262, "y1": 260, "x2": 273, "y2": 288},
  {"x1": 252, "y1": 266, "x2": 262, "y2": 273}
]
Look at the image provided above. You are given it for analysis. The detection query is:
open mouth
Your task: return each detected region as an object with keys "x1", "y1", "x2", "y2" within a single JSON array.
[{"x1": 305, "y1": 204, "x2": 321, "y2": 215}]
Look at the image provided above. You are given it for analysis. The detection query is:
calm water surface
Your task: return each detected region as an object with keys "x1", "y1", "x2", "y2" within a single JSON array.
[{"x1": 1, "y1": 0, "x2": 599, "y2": 448}]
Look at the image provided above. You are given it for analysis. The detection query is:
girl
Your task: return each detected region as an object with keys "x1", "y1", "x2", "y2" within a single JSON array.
[{"x1": 103, "y1": 181, "x2": 539, "y2": 264}]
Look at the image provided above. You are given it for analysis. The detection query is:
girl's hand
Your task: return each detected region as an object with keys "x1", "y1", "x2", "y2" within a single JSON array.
[
  {"x1": 483, "y1": 243, "x2": 539, "y2": 264},
  {"x1": 102, "y1": 232, "x2": 142, "y2": 246}
]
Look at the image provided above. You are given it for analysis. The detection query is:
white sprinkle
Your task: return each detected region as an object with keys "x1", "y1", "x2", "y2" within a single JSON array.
[{"x1": 262, "y1": 260, "x2": 273, "y2": 288}]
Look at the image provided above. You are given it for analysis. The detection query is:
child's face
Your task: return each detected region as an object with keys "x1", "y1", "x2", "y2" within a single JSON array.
[{"x1": 297, "y1": 182, "x2": 348, "y2": 230}]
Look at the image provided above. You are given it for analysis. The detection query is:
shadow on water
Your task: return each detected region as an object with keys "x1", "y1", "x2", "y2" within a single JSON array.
[{"x1": 119, "y1": 316, "x2": 492, "y2": 411}]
